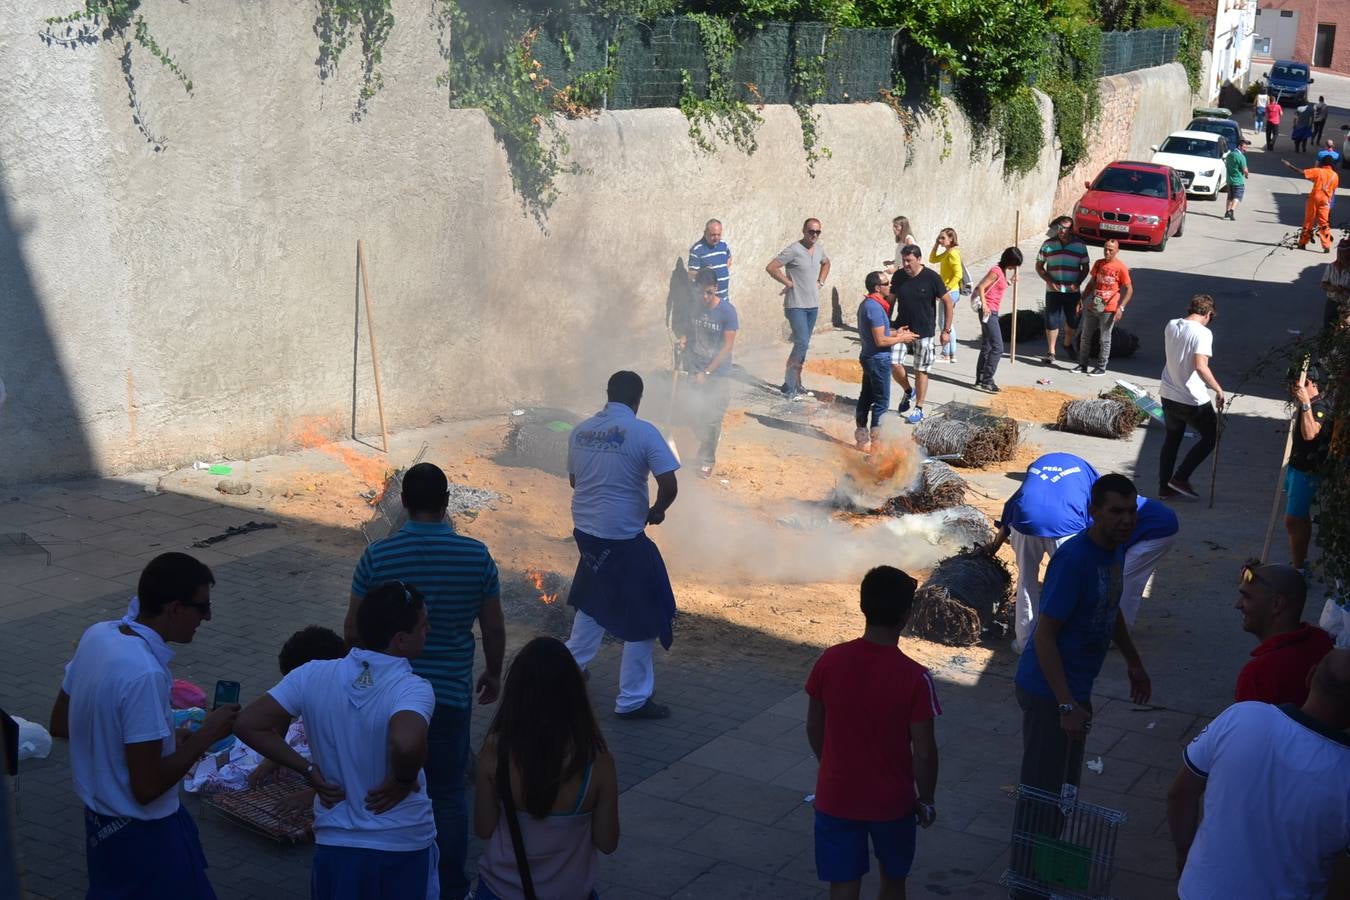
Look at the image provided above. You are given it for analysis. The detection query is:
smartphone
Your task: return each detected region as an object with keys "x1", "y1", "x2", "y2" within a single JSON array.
[{"x1": 212, "y1": 680, "x2": 241, "y2": 710}]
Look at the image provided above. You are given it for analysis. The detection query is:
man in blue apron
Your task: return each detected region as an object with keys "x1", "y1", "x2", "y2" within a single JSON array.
[{"x1": 564, "y1": 371, "x2": 680, "y2": 719}]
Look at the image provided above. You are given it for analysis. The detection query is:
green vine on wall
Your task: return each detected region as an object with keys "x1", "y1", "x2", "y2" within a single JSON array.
[
  {"x1": 315, "y1": 0, "x2": 396, "y2": 120},
  {"x1": 40, "y1": 0, "x2": 191, "y2": 151},
  {"x1": 790, "y1": 30, "x2": 832, "y2": 174},
  {"x1": 1038, "y1": 22, "x2": 1102, "y2": 175},
  {"x1": 678, "y1": 14, "x2": 762, "y2": 155}
]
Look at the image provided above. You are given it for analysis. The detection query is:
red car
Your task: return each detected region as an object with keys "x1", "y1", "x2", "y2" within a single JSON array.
[{"x1": 1073, "y1": 161, "x2": 1188, "y2": 251}]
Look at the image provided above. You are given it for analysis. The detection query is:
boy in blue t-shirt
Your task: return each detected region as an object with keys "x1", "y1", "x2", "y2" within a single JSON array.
[
  {"x1": 683, "y1": 269, "x2": 739, "y2": 478},
  {"x1": 1014, "y1": 473, "x2": 1152, "y2": 797},
  {"x1": 854, "y1": 271, "x2": 916, "y2": 451}
]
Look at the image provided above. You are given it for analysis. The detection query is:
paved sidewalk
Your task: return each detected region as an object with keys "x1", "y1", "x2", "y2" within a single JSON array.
[{"x1": 1, "y1": 473, "x2": 1200, "y2": 899}]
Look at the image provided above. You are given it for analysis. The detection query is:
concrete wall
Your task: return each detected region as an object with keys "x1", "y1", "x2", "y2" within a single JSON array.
[
  {"x1": 1051, "y1": 63, "x2": 1196, "y2": 216},
  {"x1": 0, "y1": 0, "x2": 1191, "y2": 480}
]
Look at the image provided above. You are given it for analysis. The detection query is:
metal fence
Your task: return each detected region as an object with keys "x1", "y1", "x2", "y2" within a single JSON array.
[{"x1": 531, "y1": 16, "x2": 1183, "y2": 110}]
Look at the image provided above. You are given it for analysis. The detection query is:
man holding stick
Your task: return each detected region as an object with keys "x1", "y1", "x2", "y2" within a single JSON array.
[
  {"x1": 1158, "y1": 295, "x2": 1224, "y2": 501},
  {"x1": 1284, "y1": 363, "x2": 1333, "y2": 571}
]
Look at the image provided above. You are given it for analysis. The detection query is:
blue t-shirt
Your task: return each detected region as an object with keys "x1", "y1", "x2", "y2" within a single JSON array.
[
  {"x1": 688, "y1": 239, "x2": 731, "y2": 301},
  {"x1": 351, "y1": 522, "x2": 500, "y2": 709},
  {"x1": 998, "y1": 453, "x2": 1099, "y2": 538},
  {"x1": 857, "y1": 295, "x2": 891, "y2": 361},
  {"x1": 1015, "y1": 531, "x2": 1125, "y2": 703},
  {"x1": 689, "y1": 301, "x2": 739, "y2": 376},
  {"x1": 568, "y1": 402, "x2": 680, "y2": 540},
  {"x1": 1128, "y1": 496, "x2": 1179, "y2": 546}
]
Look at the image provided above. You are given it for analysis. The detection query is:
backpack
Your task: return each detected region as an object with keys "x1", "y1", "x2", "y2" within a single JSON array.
[{"x1": 959, "y1": 262, "x2": 973, "y2": 297}]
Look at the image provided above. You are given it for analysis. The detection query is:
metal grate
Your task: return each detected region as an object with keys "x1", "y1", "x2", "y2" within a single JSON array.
[
  {"x1": 1002, "y1": 783, "x2": 1126, "y2": 899},
  {"x1": 0, "y1": 533, "x2": 51, "y2": 566}
]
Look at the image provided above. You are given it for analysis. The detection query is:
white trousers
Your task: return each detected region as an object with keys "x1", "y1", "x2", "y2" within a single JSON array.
[
  {"x1": 1119, "y1": 535, "x2": 1176, "y2": 627},
  {"x1": 565, "y1": 611, "x2": 656, "y2": 713},
  {"x1": 1012, "y1": 530, "x2": 1074, "y2": 653}
]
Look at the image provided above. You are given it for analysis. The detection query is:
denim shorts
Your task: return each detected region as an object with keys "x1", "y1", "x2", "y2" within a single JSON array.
[
  {"x1": 1043, "y1": 290, "x2": 1081, "y2": 331},
  {"x1": 1228, "y1": 183, "x2": 1245, "y2": 201},
  {"x1": 1286, "y1": 467, "x2": 1321, "y2": 519},
  {"x1": 814, "y1": 809, "x2": 917, "y2": 883}
]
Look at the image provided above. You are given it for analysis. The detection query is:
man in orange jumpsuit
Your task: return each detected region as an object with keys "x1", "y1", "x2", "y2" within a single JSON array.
[{"x1": 1284, "y1": 157, "x2": 1340, "y2": 252}]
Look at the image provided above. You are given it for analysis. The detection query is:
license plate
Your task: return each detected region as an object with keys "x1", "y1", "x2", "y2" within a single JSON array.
[{"x1": 1100, "y1": 222, "x2": 1129, "y2": 233}]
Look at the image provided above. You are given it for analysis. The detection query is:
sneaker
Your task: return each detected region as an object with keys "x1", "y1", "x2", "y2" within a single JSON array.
[
  {"x1": 789, "y1": 391, "x2": 814, "y2": 403},
  {"x1": 616, "y1": 700, "x2": 671, "y2": 720},
  {"x1": 698, "y1": 465, "x2": 714, "y2": 480},
  {"x1": 1073, "y1": 364, "x2": 1089, "y2": 374},
  {"x1": 905, "y1": 408, "x2": 925, "y2": 425},
  {"x1": 1040, "y1": 354, "x2": 1056, "y2": 367},
  {"x1": 897, "y1": 388, "x2": 915, "y2": 414},
  {"x1": 1168, "y1": 478, "x2": 1201, "y2": 499},
  {"x1": 1089, "y1": 367, "x2": 1106, "y2": 377},
  {"x1": 1159, "y1": 486, "x2": 1182, "y2": 501},
  {"x1": 985, "y1": 382, "x2": 1001, "y2": 393},
  {"x1": 854, "y1": 427, "x2": 870, "y2": 451}
]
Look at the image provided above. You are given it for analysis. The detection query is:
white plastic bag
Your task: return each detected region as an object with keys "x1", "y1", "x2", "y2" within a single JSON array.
[{"x1": 13, "y1": 716, "x2": 52, "y2": 761}]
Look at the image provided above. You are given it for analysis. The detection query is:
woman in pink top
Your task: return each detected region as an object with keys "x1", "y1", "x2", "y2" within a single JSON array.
[
  {"x1": 472, "y1": 638, "x2": 619, "y2": 900},
  {"x1": 974, "y1": 246, "x2": 1024, "y2": 393}
]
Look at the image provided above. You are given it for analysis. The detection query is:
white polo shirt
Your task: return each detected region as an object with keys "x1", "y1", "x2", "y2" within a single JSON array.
[
  {"x1": 1179, "y1": 701, "x2": 1350, "y2": 899},
  {"x1": 568, "y1": 402, "x2": 680, "y2": 540},
  {"x1": 268, "y1": 648, "x2": 436, "y2": 851},
  {"x1": 62, "y1": 620, "x2": 178, "y2": 820}
]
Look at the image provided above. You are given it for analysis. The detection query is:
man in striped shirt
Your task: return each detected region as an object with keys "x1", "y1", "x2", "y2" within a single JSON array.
[
  {"x1": 345, "y1": 462, "x2": 505, "y2": 900},
  {"x1": 688, "y1": 218, "x2": 732, "y2": 302},
  {"x1": 1035, "y1": 216, "x2": 1090, "y2": 367}
]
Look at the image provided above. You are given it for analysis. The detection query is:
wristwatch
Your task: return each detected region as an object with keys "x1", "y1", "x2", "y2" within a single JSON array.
[
  {"x1": 1057, "y1": 702, "x2": 1076, "y2": 715},
  {"x1": 1301, "y1": 403, "x2": 1312, "y2": 412}
]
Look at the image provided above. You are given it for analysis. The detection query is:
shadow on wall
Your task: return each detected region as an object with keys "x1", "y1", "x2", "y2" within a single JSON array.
[{"x1": 0, "y1": 160, "x2": 93, "y2": 484}]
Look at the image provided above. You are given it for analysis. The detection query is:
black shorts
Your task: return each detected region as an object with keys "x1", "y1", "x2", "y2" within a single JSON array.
[{"x1": 1043, "y1": 291, "x2": 1081, "y2": 331}]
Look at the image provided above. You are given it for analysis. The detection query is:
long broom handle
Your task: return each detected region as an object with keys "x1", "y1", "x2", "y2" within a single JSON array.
[
  {"x1": 358, "y1": 239, "x2": 391, "y2": 453},
  {"x1": 1010, "y1": 211, "x2": 1020, "y2": 365},
  {"x1": 1260, "y1": 360, "x2": 1309, "y2": 559}
]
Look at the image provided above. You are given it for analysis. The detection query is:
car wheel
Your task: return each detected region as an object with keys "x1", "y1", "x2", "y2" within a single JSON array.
[
  {"x1": 1175, "y1": 212, "x2": 1185, "y2": 237},
  {"x1": 1155, "y1": 220, "x2": 1170, "y2": 252}
]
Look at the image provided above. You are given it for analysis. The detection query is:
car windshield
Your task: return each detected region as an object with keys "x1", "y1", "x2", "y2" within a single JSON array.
[
  {"x1": 1160, "y1": 137, "x2": 1221, "y2": 158},
  {"x1": 1092, "y1": 167, "x2": 1168, "y2": 198},
  {"x1": 1272, "y1": 64, "x2": 1309, "y2": 80},
  {"x1": 1187, "y1": 120, "x2": 1232, "y2": 136}
]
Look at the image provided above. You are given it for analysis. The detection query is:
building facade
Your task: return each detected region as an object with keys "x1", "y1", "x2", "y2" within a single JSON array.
[
  {"x1": 1180, "y1": 0, "x2": 1259, "y2": 102},
  {"x1": 1255, "y1": 0, "x2": 1349, "y2": 73}
]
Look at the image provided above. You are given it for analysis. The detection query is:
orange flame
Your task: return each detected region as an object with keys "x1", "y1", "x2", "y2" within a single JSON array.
[
  {"x1": 526, "y1": 567, "x2": 559, "y2": 605},
  {"x1": 291, "y1": 416, "x2": 392, "y2": 501}
]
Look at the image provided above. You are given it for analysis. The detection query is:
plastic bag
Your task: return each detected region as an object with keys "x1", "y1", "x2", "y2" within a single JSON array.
[{"x1": 13, "y1": 716, "x2": 52, "y2": 761}]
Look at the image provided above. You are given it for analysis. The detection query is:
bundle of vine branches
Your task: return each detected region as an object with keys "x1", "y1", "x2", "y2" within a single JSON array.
[
  {"x1": 503, "y1": 407, "x2": 580, "y2": 477},
  {"x1": 914, "y1": 412, "x2": 1020, "y2": 468},
  {"x1": 909, "y1": 551, "x2": 1013, "y2": 646},
  {"x1": 1056, "y1": 397, "x2": 1138, "y2": 439},
  {"x1": 998, "y1": 309, "x2": 1045, "y2": 343},
  {"x1": 1100, "y1": 386, "x2": 1149, "y2": 426},
  {"x1": 888, "y1": 460, "x2": 967, "y2": 514}
]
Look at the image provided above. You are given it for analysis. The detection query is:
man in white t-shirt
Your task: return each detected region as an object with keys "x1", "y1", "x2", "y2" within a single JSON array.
[
  {"x1": 235, "y1": 581, "x2": 437, "y2": 900},
  {"x1": 1168, "y1": 649, "x2": 1350, "y2": 898},
  {"x1": 564, "y1": 370, "x2": 681, "y2": 719},
  {"x1": 49, "y1": 552, "x2": 237, "y2": 900},
  {"x1": 1158, "y1": 294, "x2": 1225, "y2": 501}
]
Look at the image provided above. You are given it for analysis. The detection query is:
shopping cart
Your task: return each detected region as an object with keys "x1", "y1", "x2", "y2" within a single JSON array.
[{"x1": 1001, "y1": 743, "x2": 1127, "y2": 899}]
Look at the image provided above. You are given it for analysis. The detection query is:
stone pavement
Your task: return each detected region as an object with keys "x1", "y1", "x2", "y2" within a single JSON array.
[{"x1": 2, "y1": 472, "x2": 1197, "y2": 900}]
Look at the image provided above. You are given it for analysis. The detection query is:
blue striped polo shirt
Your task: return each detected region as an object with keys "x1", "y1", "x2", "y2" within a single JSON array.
[
  {"x1": 688, "y1": 239, "x2": 732, "y2": 301},
  {"x1": 351, "y1": 521, "x2": 500, "y2": 708},
  {"x1": 1036, "y1": 237, "x2": 1089, "y2": 293}
]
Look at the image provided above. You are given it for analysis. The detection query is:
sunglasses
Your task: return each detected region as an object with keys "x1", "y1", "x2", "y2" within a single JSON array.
[
  {"x1": 805, "y1": 229, "x2": 822, "y2": 235},
  {"x1": 1240, "y1": 558, "x2": 1263, "y2": 585}
]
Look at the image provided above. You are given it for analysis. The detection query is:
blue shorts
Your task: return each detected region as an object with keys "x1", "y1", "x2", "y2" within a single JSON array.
[
  {"x1": 1286, "y1": 467, "x2": 1321, "y2": 519},
  {"x1": 1228, "y1": 183, "x2": 1245, "y2": 201},
  {"x1": 1043, "y1": 291, "x2": 1081, "y2": 331},
  {"x1": 312, "y1": 844, "x2": 431, "y2": 900},
  {"x1": 814, "y1": 809, "x2": 917, "y2": 883},
  {"x1": 85, "y1": 805, "x2": 216, "y2": 900}
]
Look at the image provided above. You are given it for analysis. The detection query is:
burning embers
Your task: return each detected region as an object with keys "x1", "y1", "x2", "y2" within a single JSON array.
[{"x1": 526, "y1": 567, "x2": 562, "y2": 605}]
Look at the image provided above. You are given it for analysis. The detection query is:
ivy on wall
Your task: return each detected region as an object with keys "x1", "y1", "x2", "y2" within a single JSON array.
[
  {"x1": 679, "y1": 14, "x2": 762, "y2": 155},
  {"x1": 315, "y1": 0, "x2": 396, "y2": 120}
]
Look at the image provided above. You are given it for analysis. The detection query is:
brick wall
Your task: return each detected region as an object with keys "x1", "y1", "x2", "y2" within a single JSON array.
[{"x1": 1258, "y1": 0, "x2": 1350, "y2": 74}]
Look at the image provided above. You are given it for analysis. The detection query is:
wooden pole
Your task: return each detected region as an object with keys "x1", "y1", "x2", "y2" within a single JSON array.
[
  {"x1": 1009, "y1": 211, "x2": 1020, "y2": 365},
  {"x1": 357, "y1": 239, "x2": 391, "y2": 453},
  {"x1": 1260, "y1": 359, "x2": 1309, "y2": 559}
]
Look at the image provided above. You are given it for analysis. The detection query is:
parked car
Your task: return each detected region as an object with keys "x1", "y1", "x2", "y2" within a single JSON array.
[
  {"x1": 1150, "y1": 130, "x2": 1229, "y2": 198},
  {"x1": 1186, "y1": 116, "x2": 1243, "y2": 150},
  {"x1": 1073, "y1": 161, "x2": 1187, "y2": 251},
  {"x1": 1264, "y1": 59, "x2": 1313, "y2": 105}
]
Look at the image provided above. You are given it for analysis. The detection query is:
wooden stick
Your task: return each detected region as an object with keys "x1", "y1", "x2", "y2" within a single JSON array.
[
  {"x1": 1261, "y1": 360, "x2": 1309, "y2": 559},
  {"x1": 357, "y1": 239, "x2": 391, "y2": 453},
  {"x1": 1009, "y1": 211, "x2": 1020, "y2": 365}
]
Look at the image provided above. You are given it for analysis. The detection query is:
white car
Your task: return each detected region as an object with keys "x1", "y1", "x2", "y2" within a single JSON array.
[{"x1": 1150, "y1": 130, "x2": 1229, "y2": 198}]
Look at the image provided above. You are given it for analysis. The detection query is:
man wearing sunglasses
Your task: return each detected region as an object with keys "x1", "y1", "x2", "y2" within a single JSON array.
[
  {"x1": 766, "y1": 218, "x2": 830, "y2": 401},
  {"x1": 50, "y1": 553, "x2": 236, "y2": 900},
  {"x1": 1234, "y1": 562, "x2": 1332, "y2": 706}
]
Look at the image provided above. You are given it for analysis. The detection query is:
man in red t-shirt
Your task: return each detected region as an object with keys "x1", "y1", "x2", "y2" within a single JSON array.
[
  {"x1": 1234, "y1": 562, "x2": 1333, "y2": 705},
  {"x1": 1074, "y1": 239, "x2": 1133, "y2": 377},
  {"x1": 805, "y1": 566, "x2": 941, "y2": 896}
]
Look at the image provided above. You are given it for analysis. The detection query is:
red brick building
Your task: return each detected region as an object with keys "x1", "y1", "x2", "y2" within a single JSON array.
[{"x1": 1253, "y1": 0, "x2": 1349, "y2": 73}]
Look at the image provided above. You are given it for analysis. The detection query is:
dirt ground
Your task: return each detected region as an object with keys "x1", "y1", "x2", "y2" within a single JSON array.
[
  {"x1": 178, "y1": 391, "x2": 1058, "y2": 679},
  {"x1": 989, "y1": 385, "x2": 1078, "y2": 424}
]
